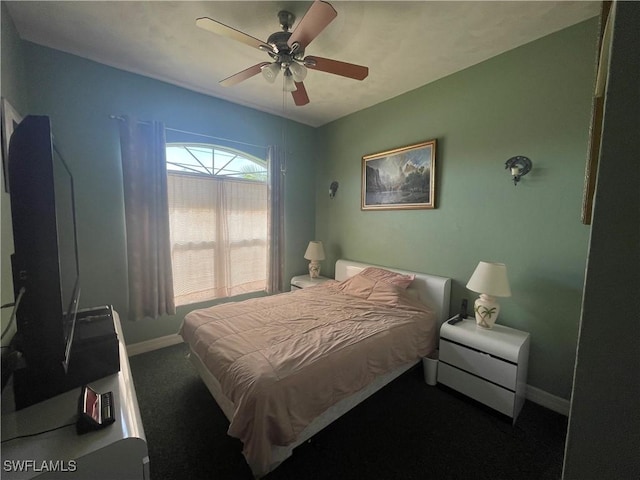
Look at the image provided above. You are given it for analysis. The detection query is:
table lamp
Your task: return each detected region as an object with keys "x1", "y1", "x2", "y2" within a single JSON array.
[
  {"x1": 466, "y1": 261, "x2": 511, "y2": 329},
  {"x1": 304, "y1": 241, "x2": 325, "y2": 278}
]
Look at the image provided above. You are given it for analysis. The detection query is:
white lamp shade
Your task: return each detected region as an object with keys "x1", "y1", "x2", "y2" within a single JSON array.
[
  {"x1": 466, "y1": 262, "x2": 511, "y2": 297},
  {"x1": 289, "y1": 62, "x2": 307, "y2": 82},
  {"x1": 261, "y1": 63, "x2": 280, "y2": 83},
  {"x1": 304, "y1": 241, "x2": 325, "y2": 261},
  {"x1": 283, "y1": 71, "x2": 297, "y2": 92}
]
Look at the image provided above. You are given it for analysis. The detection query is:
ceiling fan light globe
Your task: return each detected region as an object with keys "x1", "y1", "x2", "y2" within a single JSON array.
[
  {"x1": 289, "y1": 62, "x2": 308, "y2": 82},
  {"x1": 261, "y1": 63, "x2": 280, "y2": 83},
  {"x1": 283, "y1": 72, "x2": 297, "y2": 92}
]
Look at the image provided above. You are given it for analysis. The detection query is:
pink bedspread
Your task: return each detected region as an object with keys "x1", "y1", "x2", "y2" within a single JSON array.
[{"x1": 180, "y1": 279, "x2": 436, "y2": 476}]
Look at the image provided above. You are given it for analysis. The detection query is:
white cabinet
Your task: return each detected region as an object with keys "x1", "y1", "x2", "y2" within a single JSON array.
[
  {"x1": 437, "y1": 318, "x2": 530, "y2": 423},
  {"x1": 1, "y1": 311, "x2": 149, "y2": 479},
  {"x1": 290, "y1": 275, "x2": 331, "y2": 290}
]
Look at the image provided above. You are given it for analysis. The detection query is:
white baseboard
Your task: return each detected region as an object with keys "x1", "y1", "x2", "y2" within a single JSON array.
[
  {"x1": 126, "y1": 333, "x2": 183, "y2": 357},
  {"x1": 526, "y1": 384, "x2": 570, "y2": 416}
]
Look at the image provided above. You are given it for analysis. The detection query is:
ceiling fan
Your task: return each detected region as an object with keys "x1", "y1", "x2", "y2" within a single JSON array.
[{"x1": 196, "y1": 0, "x2": 369, "y2": 106}]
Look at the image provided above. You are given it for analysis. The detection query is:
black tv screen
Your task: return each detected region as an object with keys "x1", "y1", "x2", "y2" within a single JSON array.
[
  {"x1": 53, "y1": 144, "x2": 81, "y2": 371},
  {"x1": 8, "y1": 115, "x2": 81, "y2": 405}
]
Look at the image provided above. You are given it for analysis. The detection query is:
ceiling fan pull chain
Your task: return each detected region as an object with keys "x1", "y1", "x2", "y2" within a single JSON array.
[{"x1": 281, "y1": 88, "x2": 288, "y2": 176}]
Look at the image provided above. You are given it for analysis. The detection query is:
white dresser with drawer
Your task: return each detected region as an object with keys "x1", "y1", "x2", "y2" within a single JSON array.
[
  {"x1": 437, "y1": 317, "x2": 530, "y2": 423},
  {"x1": 1, "y1": 311, "x2": 149, "y2": 479}
]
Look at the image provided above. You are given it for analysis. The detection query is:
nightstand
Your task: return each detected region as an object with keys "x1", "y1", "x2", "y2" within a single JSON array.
[
  {"x1": 437, "y1": 317, "x2": 530, "y2": 423},
  {"x1": 290, "y1": 274, "x2": 331, "y2": 290}
]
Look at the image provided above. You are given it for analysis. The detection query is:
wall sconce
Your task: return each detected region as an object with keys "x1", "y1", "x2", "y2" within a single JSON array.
[
  {"x1": 505, "y1": 156, "x2": 532, "y2": 185},
  {"x1": 329, "y1": 181, "x2": 339, "y2": 198}
]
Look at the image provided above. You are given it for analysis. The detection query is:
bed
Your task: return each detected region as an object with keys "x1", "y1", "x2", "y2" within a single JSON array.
[{"x1": 180, "y1": 259, "x2": 451, "y2": 477}]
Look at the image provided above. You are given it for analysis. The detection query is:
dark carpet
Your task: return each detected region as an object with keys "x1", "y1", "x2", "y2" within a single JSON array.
[{"x1": 129, "y1": 343, "x2": 567, "y2": 480}]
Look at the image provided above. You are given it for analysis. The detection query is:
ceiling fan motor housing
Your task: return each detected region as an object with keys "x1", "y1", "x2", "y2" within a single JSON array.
[
  {"x1": 266, "y1": 31, "x2": 292, "y2": 54},
  {"x1": 266, "y1": 39, "x2": 305, "y2": 70},
  {"x1": 266, "y1": 11, "x2": 305, "y2": 63}
]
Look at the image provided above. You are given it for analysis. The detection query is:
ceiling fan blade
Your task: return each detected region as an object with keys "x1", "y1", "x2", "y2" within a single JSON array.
[
  {"x1": 196, "y1": 17, "x2": 271, "y2": 52},
  {"x1": 304, "y1": 56, "x2": 369, "y2": 80},
  {"x1": 291, "y1": 82, "x2": 310, "y2": 106},
  {"x1": 287, "y1": 1, "x2": 337, "y2": 50},
  {"x1": 220, "y1": 63, "x2": 270, "y2": 87}
]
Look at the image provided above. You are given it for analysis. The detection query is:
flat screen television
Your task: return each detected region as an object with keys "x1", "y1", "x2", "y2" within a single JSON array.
[{"x1": 8, "y1": 115, "x2": 83, "y2": 407}]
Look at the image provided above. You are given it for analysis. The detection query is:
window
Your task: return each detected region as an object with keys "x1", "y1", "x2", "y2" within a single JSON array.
[{"x1": 166, "y1": 143, "x2": 268, "y2": 306}]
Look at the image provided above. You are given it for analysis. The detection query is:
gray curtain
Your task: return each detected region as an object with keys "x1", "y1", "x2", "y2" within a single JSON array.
[
  {"x1": 266, "y1": 145, "x2": 285, "y2": 294},
  {"x1": 118, "y1": 117, "x2": 175, "y2": 320}
]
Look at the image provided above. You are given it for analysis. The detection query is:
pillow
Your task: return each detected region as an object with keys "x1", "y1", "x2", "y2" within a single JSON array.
[
  {"x1": 365, "y1": 281, "x2": 406, "y2": 306},
  {"x1": 337, "y1": 273, "x2": 377, "y2": 299},
  {"x1": 358, "y1": 267, "x2": 415, "y2": 289},
  {"x1": 368, "y1": 282, "x2": 433, "y2": 314}
]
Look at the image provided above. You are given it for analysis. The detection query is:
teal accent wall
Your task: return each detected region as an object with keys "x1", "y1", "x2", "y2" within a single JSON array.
[
  {"x1": 1, "y1": 2, "x2": 29, "y2": 347},
  {"x1": 1, "y1": 38, "x2": 317, "y2": 346},
  {"x1": 0, "y1": 3, "x2": 28, "y2": 111},
  {"x1": 316, "y1": 19, "x2": 598, "y2": 399}
]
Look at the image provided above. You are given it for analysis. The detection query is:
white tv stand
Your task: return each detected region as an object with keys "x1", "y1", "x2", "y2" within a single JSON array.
[{"x1": 1, "y1": 311, "x2": 149, "y2": 479}]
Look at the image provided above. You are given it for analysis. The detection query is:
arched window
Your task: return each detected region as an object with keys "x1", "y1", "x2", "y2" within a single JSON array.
[
  {"x1": 166, "y1": 143, "x2": 267, "y2": 180},
  {"x1": 166, "y1": 143, "x2": 268, "y2": 305}
]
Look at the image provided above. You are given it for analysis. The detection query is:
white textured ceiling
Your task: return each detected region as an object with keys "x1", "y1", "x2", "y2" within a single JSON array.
[{"x1": 5, "y1": 1, "x2": 599, "y2": 127}]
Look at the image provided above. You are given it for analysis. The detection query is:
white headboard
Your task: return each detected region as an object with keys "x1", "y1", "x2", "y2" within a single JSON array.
[{"x1": 335, "y1": 259, "x2": 451, "y2": 325}]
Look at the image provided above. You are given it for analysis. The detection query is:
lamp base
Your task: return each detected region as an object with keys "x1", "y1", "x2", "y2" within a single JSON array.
[
  {"x1": 474, "y1": 294, "x2": 501, "y2": 329},
  {"x1": 308, "y1": 260, "x2": 321, "y2": 279}
]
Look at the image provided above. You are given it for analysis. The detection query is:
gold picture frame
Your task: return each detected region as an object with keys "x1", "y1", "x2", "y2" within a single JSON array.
[
  {"x1": 582, "y1": 1, "x2": 612, "y2": 225},
  {"x1": 361, "y1": 139, "x2": 436, "y2": 210}
]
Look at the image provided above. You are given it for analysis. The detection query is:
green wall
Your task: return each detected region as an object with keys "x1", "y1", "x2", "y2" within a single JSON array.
[
  {"x1": 1, "y1": 30, "x2": 317, "y2": 345},
  {"x1": 316, "y1": 19, "x2": 598, "y2": 399}
]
